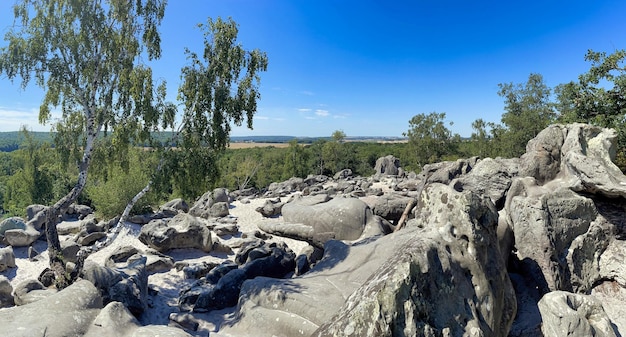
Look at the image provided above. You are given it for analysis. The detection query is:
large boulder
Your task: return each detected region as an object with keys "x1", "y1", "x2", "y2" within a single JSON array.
[
  {"x1": 538, "y1": 291, "x2": 616, "y2": 337},
  {"x1": 0, "y1": 280, "x2": 103, "y2": 337},
  {"x1": 421, "y1": 156, "x2": 478, "y2": 184},
  {"x1": 83, "y1": 301, "x2": 191, "y2": 337},
  {"x1": 178, "y1": 242, "x2": 296, "y2": 312},
  {"x1": 452, "y1": 157, "x2": 519, "y2": 208},
  {"x1": 371, "y1": 195, "x2": 414, "y2": 224},
  {"x1": 0, "y1": 216, "x2": 27, "y2": 236},
  {"x1": 81, "y1": 256, "x2": 148, "y2": 316},
  {"x1": 1, "y1": 216, "x2": 41, "y2": 247},
  {"x1": 258, "y1": 196, "x2": 386, "y2": 247},
  {"x1": 0, "y1": 275, "x2": 14, "y2": 308},
  {"x1": 221, "y1": 184, "x2": 516, "y2": 337},
  {"x1": 189, "y1": 188, "x2": 230, "y2": 218},
  {"x1": 374, "y1": 155, "x2": 400, "y2": 176},
  {"x1": 0, "y1": 245, "x2": 16, "y2": 272},
  {"x1": 139, "y1": 213, "x2": 212, "y2": 253},
  {"x1": 507, "y1": 181, "x2": 609, "y2": 293},
  {"x1": 13, "y1": 279, "x2": 57, "y2": 305}
]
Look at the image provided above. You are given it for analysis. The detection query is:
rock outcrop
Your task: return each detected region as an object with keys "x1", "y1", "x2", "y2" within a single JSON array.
[{"x1": 139, "y1": 213, "x2": 213, "y2": 253}]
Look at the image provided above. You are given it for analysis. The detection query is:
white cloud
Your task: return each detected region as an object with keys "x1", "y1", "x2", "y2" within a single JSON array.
[
  {"x1": 297, "y1": 108, "x2": 312, "y2": 112},
  {"x1": 255, "y1": 115, "x2": 270, "y2": 120},
  {"x1": 300, "y1": 90, "x2": 314, "y2": 96},
  {"x1": 0, "y1": 107, "x2": 59, "y2": 132},
  {"x1": 305, "y1": 116, "x2": 316, "y2": 120},
  {"x1": 315, "y1": 109, "x2": 329, "y2": 117},
  {"x1": 274, "y1": 118, "x2": 286, "y2": 122},
  {"x1": 333, "y1": 114, "x2": 348, "y2": 119}
]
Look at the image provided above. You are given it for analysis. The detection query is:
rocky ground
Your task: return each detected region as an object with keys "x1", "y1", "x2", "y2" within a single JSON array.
[{"x1": 1, "y1": 122, "x2": 626, "y2": 337}]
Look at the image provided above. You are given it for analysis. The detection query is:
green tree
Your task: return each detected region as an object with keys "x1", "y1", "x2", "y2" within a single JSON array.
[
  {"x1": 403, "y1": 112, "x2": 456, "y2": 169},
  {"x1": 469, "y1": 118, "x2": 491, "y2": 158},
  {"x1": 323, "y1": 130, "x2": 347, "y2": 174},
  {"x1": 0, "y1": 0, "x2": 169, "y2": 288},
  {"x1": 283, "y1": 139, "x2": 308, "y2": 178},
  {"x1": 122, "y1": 17, "x2": 267, "y2": 218},
  {"x1": 497, "y1": 73, "x2": 556, "y2": 157}
]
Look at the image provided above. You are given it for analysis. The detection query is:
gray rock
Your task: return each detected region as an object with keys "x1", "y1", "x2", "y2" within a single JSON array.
[
  {"x1": 371, "y1": 195, "x2": 414, "y2": 224},
  {"x1": 421, "y1": 156, "x2": 478, "y2": 184},
  {"x1": 507, "y1": 181, "x2": 609, "y2": 293},
  {"x1": 599, "y1": 240, "x2": 626, "y2": 287},
  {"x1": 519, "y1": 124, "x2": 566, "y2": 183},
  {"x1": 179, "y1": 243, "x2": 296, "y2": 312},
  {"x1": 161, "y1": 198, "x2": 189, "y2": 213},
  {"x1": 78, "y1": 231, "x2": 107, "y2": 246},
  {"x1": 189, "y1": 188, "x2": 230, "y2": 219},
  {"x1": 4, "y1": 225, "x2": 41, "y2": 247},
  {"x1": 0, "y1": 280, "x2": 102, "y2": 337},
  {"x1": 538, "y1": 291, "x2": 616, "y2": 337},
  {"x1": 374, "y1": 155, "x2": 400, "y2": 176},
  {"x1": 452, "y1": 157, "x2": 519, "y2": 208},
  {"x1": 12, "y1": 279, "x2": 57, "y2": 305},
  {"x1": 0, "y1": 216, "x2": 27, "y2": 235},
  {"x1": 26, "y1": 204, "x2": 47, "y2": 221},
  {"x1": 0, "y1": 275, "x2": 14, "y2": 308},
  {"x1": 591, "y1": 281, "x2": 626, "y2": 336},
  {"x1": 61, "y1": 239, "x2": 81, "y2": 263},
  {"x1": 279, "y1": 196, "x2": 379, "y2": 242},
  {"x1": 82, "y1": 256, "x2": 148, "y2": 316},
  {"x1": 84, "y1": 301, "x2": 191, "y2": 337},
  {"x1": 255, "y1": 198, "x2": 284, "y2": 217},
  {"x1": 333, "y1": 168, "x2": 353, "y2": 180},
  {"x1": 223, "y1": 184, "x2": 516, "y2": 337},
  {"x1": 139, "y1": 213, "x2": 213, "y2": 253},
  {"x1": 213, "y1": 223, "x2": 239, "y2": 236},
  {"x1": 0, "y1": 245, "x2": 16, "y2": 272}
]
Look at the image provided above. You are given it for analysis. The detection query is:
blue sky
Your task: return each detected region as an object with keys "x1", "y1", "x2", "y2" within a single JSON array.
[{"x1": 1, "y1": 1, "x2": 626, "y2": 137}]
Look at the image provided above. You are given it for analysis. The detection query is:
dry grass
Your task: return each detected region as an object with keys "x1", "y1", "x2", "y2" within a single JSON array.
[{"x1": 227, "y1": 142, "x2": 290, "y2": 149}]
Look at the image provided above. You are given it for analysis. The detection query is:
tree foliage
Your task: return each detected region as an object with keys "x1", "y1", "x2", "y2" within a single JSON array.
[
  {"x1": 0, "y1": 0, "x2": 169, "y2": 288},
  {"x1": 163, "y1": 17, "x2": 268, "y2": 200},
  {"x1": 496, "y1": 73, "x2": 556, "y2": 157},
  {"x1": 403, "y1": 112, "x2": 456, "y2": 169}
]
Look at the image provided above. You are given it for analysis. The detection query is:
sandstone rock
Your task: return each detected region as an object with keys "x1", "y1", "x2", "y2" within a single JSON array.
[
  {"x1": 12, "y1": 278, "x2": 57, "y2": 305},
  {"x1": 374, "y1": 155, "x2": 400, "y2": 176},
  {"x1": 223, "y1": 184, "x2": 516, "y2": 337},
  {"x1": 0, "y1": 245, "x2": 16, "y2": 272},
  {"x1": 0, "y1": 216, "x2": 27, "y2": 235},
  {"x1": 452, "y1": 157, "x2": 519, "y2": 208},
  {"x1": 179, "y1": 243, "x2": 296, "y2": 312},
  {"x1": 161, "y1": 198, "x2": 189, "y2": 213},
  {"x1": 4, "y1": 225, "x2": 40, "y2": 247},
  {"x1": 371, "y1": 194, "x2": 413, "y2": 224},
  {"x1": 599, "y1": 239, "x2": 626, "y2": 287},
  {"x1": 189, "y1": 188, "x2": 230, "y2": 218},
  {"x1": 84, "y1": 301, "x2": 191, "y2": 337},
  {"x1": 255, "y1": 198, "x2": 284, "y2": 217},
  {"x1": 139, "y1": 213, "x2": 212, "y2": 253},
  {"x1": 333, "y1": 168, "x2": 353, "y2": 180},
  {"x1": 507, "y1": 181, "x2": 609, "y2": 293},
  {"x1": 82, "y1": 256, "x2": 148, "y2": 316},
  {"x1": 0, "y1": 280, "x2": 102, "y2": 337},
  {"x1": 421, "y1": 156, "x2": 478, "y2": 184},
  {"x1": 0, "y1": 275, "x2": 14, "y2": 308},
  {"x1": 538, "y1": 291, "x2": 616, "y2": 337},
  {"x1": 274, "y1": 196, "x2": 381, "y2": 244}
]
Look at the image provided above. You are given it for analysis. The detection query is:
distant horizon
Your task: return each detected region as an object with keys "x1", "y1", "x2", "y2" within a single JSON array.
[{"x1": 2, "y1": 1, "x2": 626, "y2": 137}]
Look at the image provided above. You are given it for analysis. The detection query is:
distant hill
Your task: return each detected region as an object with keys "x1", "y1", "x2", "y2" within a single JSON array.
[{"x1": 0, "y1": 131, "x2": 406, "y2": 152}]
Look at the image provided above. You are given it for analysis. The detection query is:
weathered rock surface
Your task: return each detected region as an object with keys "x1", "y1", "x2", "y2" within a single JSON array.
[
  {"x1": 139, "y1": 213, "x2": 213, "y2": 253},
  {"x1": 179, "y1": 242, "x2": 296, "y2": 312},
  {"x1": 83, "y1": 301, "x2": 191, "y2": 337},
  {"x1": 0, "y1": 216, "x2": 41, "y2": 247},
  {"x1": 374, "y1": 155, "x2": 401, "y2": 176},
  {"x1": 0, "y1": 280, "x2": 103, "y2": 337},
  {"x1": 82, "y1": 256, "x2": 148, "y2": 315},
  {"x1": 421, "y1": 156, "x2": 478, "y2": 184},
  {"x1": 0, "y1": 275, "x2": 14, "y2": 308},
  {"x1": 260, "y1": 196, "x2": 385, "y2": 247},
  {"x1": 538, "y1": 291, "x2": 616, "y2": 337},
  {"x1": 0, "y1": 245, "x2": 16, "y2": 272},
  {"x1": 189, "y1": 188, "x2": 230, "y2": 218},
  {"x1": 223, "y1": 184, "x2": 516, "y2": 337},
  {"x1": 12, "y1": 278, "x2": 57, "y2": 305}
]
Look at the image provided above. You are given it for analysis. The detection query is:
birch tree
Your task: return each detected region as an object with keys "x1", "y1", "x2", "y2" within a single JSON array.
[{"x1": 0, "y1": 0, "x2": 171, "y2": 288}]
